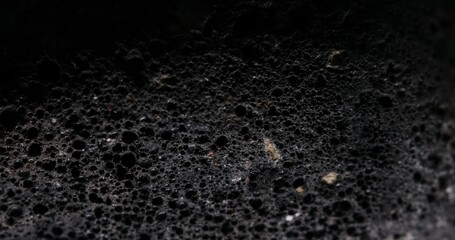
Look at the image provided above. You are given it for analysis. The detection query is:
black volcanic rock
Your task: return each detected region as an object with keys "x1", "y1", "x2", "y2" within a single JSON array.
[{"x1": 0, "y1": 1, "x2": 454, "y2": 239}]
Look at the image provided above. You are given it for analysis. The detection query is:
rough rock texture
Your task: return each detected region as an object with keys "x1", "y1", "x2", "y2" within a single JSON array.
[{"x1": 1, "y1": 0, "x2": 455, "y2": 239}]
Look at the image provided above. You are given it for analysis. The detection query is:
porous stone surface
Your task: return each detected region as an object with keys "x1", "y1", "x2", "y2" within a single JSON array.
[{"x1": 0, "y1": 1, "x2": 455, "y2": 239}]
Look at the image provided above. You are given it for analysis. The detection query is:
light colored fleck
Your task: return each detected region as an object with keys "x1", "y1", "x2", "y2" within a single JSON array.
[
  {"x1": 321, "y1": 172, "x2": 339, "y2": 185},
  {"x1": 126, "y1": 93, "x2": 134, "y2": 101},
  {"x1": 154, "y1": 74, "x2": 178, "y2": 86},
  {"x1": 326, "y1": 50, "x2": 345, "y2": 69},
  {"x1": 256, "y1": 101, "x2": 269, "y2": 109},
  {"x1": 285, "y1": 212, "x2": 301, "y2": 222},
  {"x1": 446, "y1": 186, "x2": 454, "y2": 201},
  {"x1": 264, "y1": 138, "x2": 281, "y2": 161},
  {"x1": 105, "y1": 138, "x2": 116, "y2": 145},
  {"x1": 295, "y1": 186, "x2": 305, "y2": 195},
  {"x1": 403, "y1": 232, "x2": 414, "y2": 240},
  {"x1": 231, "y1": 177, "x2": 242, "y2": 183}
]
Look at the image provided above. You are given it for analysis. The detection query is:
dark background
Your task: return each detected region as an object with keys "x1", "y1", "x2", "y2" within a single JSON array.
[
  {"x1": 1, "y1": 0, "x2": 211, "y2": 59},
  {"x1": 2, "y1": 0, "x2": 455, "y2": 77}
]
